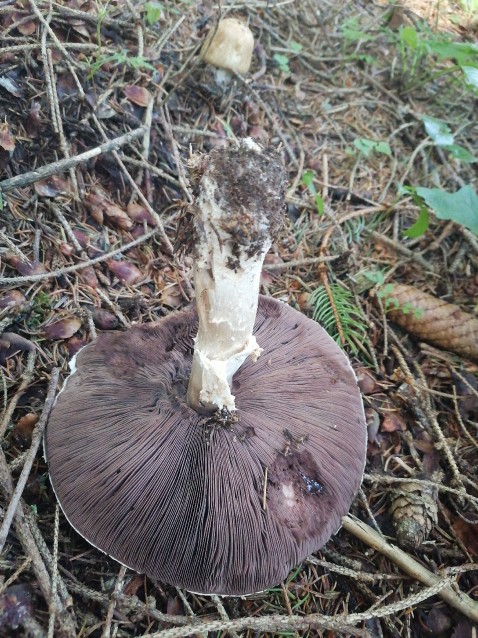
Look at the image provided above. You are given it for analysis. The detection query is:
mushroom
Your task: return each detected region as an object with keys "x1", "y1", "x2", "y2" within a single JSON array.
[
  {"x1": 45, "y1": 140, "x2": 367, "y2": 596},
  {"x1": 201, "y1": 17, "x2": 254, "y2": 85}
]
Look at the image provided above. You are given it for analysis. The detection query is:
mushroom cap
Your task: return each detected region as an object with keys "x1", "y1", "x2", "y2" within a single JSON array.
[
  {"x1": 45, "y1": 296, "x2": 367, "y2": 596},
  {"x1": 201, "y1": 18, "x2": 254, "y2": 75}
]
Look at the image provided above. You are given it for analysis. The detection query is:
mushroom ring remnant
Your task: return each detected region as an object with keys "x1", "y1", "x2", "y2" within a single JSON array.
[{"x1": 45, "y1": 295, "x2": 367, "y2": 596}]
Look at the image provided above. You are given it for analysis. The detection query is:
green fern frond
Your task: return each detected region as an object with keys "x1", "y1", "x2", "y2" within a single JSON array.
[{"x1": 309, "y1": 284, "x2": 367, "y2": 353}]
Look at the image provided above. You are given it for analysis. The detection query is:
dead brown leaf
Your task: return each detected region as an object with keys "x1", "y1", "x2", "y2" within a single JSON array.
[
  {"x1": 0, "y1": 290, "x2": 27, "y2": 309},
  {"x1": 5, "y1": 255, "x2": 48, "y2": 276},
  {"x1": 126, "y1": 202, "x2": 156, "y2": 226},
  {"x1": 0, "y1": 122, "x2": 15, "y2": 152},
  {"x1": 452, "y1": 517, "x2": 478, "y2": 557},
  {"x1": 12, "y1": 12, "x2": 36, "y2": 35},
  {"x1": 44, "y1": 317, "x2": 82, "y2": 340},
  {"x1": 34, "y1": 174, "x2": 71, "y2": 197},
  {"x1": 123, "y1": 85, "x2": 152, "y2": 107},
  {"x1": 107, "y1": 260, "x2": 143, "y2": 285}
]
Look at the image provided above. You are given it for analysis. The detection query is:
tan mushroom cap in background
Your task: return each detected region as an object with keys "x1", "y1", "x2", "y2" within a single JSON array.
[{"x1": 202, "y1": 18, "x2": 254, "y2": 74}]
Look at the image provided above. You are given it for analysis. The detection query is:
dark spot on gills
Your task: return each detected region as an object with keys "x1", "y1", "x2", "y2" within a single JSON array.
[{"x1": 301, "y1": 474, "x2": 323, "y2": 495}]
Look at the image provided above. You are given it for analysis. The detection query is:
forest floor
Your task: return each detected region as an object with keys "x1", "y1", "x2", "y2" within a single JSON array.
[{"x1": 0, "y1": 0, "x2": 478, "y2": 636}]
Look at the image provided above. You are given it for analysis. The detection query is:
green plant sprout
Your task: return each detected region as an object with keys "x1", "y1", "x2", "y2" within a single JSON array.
[
  {"x1": 362, "y1": 272, "x2": 424, "y2": 319},
  {"x1": 87, "y1": 51, "x2": 155, "y2": 78},
  {"x1": 95, "y1": 0, "x2": 112, "y2": 49},
  {"x1": 301, "y1": 170, "x2": 324, "y2": 215},
  {"x1": 421, "y1": 114, "x2": 476, "y2": 163},
  {"x1": 395, "y1": 24, "x2": 478, "y2": 92},
  {"x1": 309, "y1": 284, "x2": 367, "y2": 353},
  {"x1": 144, "y1": 2, "x2": 162, "y2": 25},
  {"x1": 273, "y1": 53, "x2": 291, "y2": 75},
  {"x1": 353, "y1": 138, "x2": 392, "y2": 158}
]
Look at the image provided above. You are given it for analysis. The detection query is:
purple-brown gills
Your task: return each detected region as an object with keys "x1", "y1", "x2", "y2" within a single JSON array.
[{"x1": 45, "y1": 141, "x2": 367, "y2": 596}]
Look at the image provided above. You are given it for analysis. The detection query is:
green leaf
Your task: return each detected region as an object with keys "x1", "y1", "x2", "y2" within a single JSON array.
[
  {"x1": 341, "y1": 16, "x2": 373, "y2": 42},
  {"x1": 353, "y1": 138, "x2": 392, "y2": 157},
  {"x1": 301, "y1": 170, "x2": 316, "y2": 191},
  {"x1": 145, "y1": 2, "x2": 162, "y2": 25},
  {"x1": 273, "y1": 53, "x2": 290, "y2": 74},
  {"x1": 403, "y1": 205, "x2": 430, "y2": 238},
  {"x1": 362, "y1": 270, "x2": 386, "y2": 285},
  {"x1": 421, "y1": 115, "x2": 454, "y2": 146},
  {"x1": 400, "y1": 26, "x2": 418, "y2": 49},
  {"x1": 426, "y1": 39, "x2": 478, "y2": 64},
  {"x1": 314, "y1": 194, "x2": 324, "y2": 216},
  {"x1": 415, "y1": 185, "x2": 478, "y2": 234},
  {"x1": 444, "y1": 144, "x2": 476, "y2": 163},
  {"x1": 301, "y1": 171, "x2": 323, "y2": 216},
  {"x1": 461, "y1": 65, "x2": 478, "y2": 88},
  {"x1": 289, "y1": 41, "x2": 303, "y2": 53}
]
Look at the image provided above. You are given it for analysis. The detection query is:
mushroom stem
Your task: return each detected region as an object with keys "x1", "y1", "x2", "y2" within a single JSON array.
[{"x1": 187, "y1": 139, "x2": 285, "y2": 414}]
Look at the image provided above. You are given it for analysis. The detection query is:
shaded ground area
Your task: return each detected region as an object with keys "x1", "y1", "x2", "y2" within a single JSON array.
[{"x1": 1, "y1": 0, "x2": 478, "y2": 636}]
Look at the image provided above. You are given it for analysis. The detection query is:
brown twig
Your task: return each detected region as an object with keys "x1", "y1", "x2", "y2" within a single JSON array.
[
  {"x1": 0, "y1": 226, "x2": 159, "y2": 286},
  {"x1": 0, "y1": 351, "x2": 36, "y2": 438},
  {"x1": 102, "y1": 565, "x2": 127, "y2": 638},
  {"x1": 341, "y1": 515, "x2": 478, "y2": 623},
  {"x1": 0, "y1": 368, "x2": 60, "y2": 553},
  {"x1": 0, "y1": 127, "x2": 145, "y2": 193}
]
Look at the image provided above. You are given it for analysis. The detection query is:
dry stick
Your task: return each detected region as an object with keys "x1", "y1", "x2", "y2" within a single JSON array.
[
  {"x1": 120, "y1": 155, "x2": 181, "y2": 187},
  {"x1": 28, "y1": 0, "x2": 81, "y2": 69},
  {"x1": 47, "y1": 506, "x2": 60, "y2": 638},
  {"x1": 50, "y1": 204, "x2": 83, "y2": 252},
  {"x1": 175, "y1": 589, "x2": 207, "y2": 638},
  {"x1": 46, "y1": 47, "x2": 80, "y2": 198},
  {"x1": 363, "y1": 474, "x2": 478, "y2": 508},
  {"x1": 0, "y1": 230, "x2": 29, "y2": 262},
  {"x1": 0, "y1": 350, "x2": 36, "y2": 438},
  {"x1": 0, "y1": 451, "x2": 75, "y2": 636},
  {"x1": 264, "y1": 254, "x2": 340, "y2": 270},
  {"x1": 0, "y1": 368, "x2": 60, "y2": 553},
  {"x1": 64, "y1": 578, "x2": 192, "y2": 626},
  {"x1": 135, "y1": 95, "x2": 155, "y2": 195},
  {"x1": 36, "y1": 0, "x2": 78, "y2": 198},
  {"x1": 0, "y1": 557, "x2": 32, "y2": 594},
  {"x1": 159, "y1": 105, "x2": 193, "y2": 204},
  {"x1": 369, "y1": 230, "x2": 433, "y2": 271},
  {"x1": 24, "y1": 508, "x2": 72, "y2": 606},
  {"x1": 96, "y1": 288, "x2": 130, "y2": 328},
  {"x1": 342, "y1": 515, "x2": 478, "y2": 623},
  {"x1": 102, "y1": 565, "x2": 127, "y2": 638},
  {"x1": 147, "y1": 614, "x2": 369, "y2": 638},
  {"x1": 307, "y1": 557, "x2": 405, "y2": 582},
  {"x1": 0, "y1": 226, "x2": 159, "y2": 286},
  {"x1": 0, "y1": 127, "x2": 145, "y2": 194},
  {"x1": 211, "y1": 595, "x2": 241, "y2": 638}
]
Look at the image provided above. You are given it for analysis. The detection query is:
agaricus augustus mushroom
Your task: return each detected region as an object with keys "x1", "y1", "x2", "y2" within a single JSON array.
[
  {"x1": 201, "y1": 17, "x2": 254, "y2": 85},
  {"x1": 45, "y1": 140, "x2": 367, "y2": 596}
]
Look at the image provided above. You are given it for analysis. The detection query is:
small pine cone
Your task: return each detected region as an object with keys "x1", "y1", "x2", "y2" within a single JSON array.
[{"x1": 390, "y1": 477, "x2": 440, "y2": 549}]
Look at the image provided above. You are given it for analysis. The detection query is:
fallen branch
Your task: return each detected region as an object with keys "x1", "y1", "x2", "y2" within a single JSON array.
[
  {"x1": 0, "y1": 369, "x2": 60, "y2": 553},
  {"x1": 0, "y1": 226, "x2": 160, "y2": 285},
  {"x1": 342, "y1": 515, "x2": 478, "y2": 623},
  {"x1": 0, "y1": 127, "x2": 145, "y2": 193}
]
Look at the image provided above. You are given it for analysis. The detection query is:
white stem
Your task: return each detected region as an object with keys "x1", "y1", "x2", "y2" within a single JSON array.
[{"x1": 187, "y1": 139, "x2": 284, "y2": 414}]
